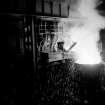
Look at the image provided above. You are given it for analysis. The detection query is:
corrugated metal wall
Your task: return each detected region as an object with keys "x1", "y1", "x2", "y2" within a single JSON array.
[
  {"x1": 36, "y1": 0, "x2": 69, "y2": 17},
  {"x1": 6, "y1": 0, "x2": 69, "y2": 17}
]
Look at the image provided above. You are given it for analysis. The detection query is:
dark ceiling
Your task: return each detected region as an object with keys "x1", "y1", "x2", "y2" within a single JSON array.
[{"x1": 0, "y1": 0, "x2": 105, "y2": 15}]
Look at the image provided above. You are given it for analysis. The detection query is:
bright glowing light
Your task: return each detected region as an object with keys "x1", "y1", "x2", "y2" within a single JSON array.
[
  {"x1": 56, "y1": 0, "x2": 105, "y2": 65},
  {"x1": 70, "y1": 26, "x2": 102, "y2": 65}
]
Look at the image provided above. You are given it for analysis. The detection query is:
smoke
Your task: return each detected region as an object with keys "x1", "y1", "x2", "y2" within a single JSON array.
[{"x1": 57, "y1": 0, "x2": 105, "y2": 64}]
